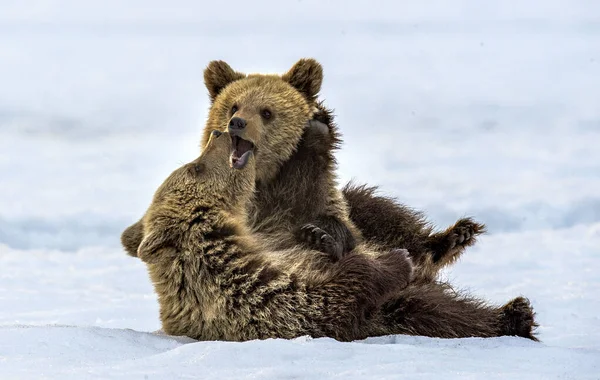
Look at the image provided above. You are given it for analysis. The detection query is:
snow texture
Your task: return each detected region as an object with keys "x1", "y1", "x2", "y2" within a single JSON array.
[{"x1": 1, "y1": 0, "x2": 599, "y2": 378}]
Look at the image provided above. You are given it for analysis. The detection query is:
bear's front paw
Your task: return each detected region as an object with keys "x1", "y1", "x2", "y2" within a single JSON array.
[
  {"x1": 299, "y1": 224, "x2": 344, "y2": 261},
  {"x1": 306, "y1": 119, "x2": 329, "y2": 136}
]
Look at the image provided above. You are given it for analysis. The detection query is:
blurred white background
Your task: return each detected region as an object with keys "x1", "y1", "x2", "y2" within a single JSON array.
[{"x1": 1, "y1": 0, "x2": 598, "y2": 250}]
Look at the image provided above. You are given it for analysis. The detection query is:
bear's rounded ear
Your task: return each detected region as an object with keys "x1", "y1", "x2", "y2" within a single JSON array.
[
  {"x1": 121, "y1": 219, "x2": 145, "y2": 258},
  {"x1": 204, "y1": 60, "x2": 246, "y2": 102},
  {"x1": 137, "y1": 231, "x2": 172, "y2": 264},
  {"x1": 282, "y1": 58, "x2": 323, "y2": 101}
]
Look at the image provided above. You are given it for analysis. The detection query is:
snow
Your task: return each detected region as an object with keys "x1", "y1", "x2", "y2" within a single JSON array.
[
  {"x1": 1, "y1": 327, "x2": 598, "y2": 380},
  {"x1": 1, "y1": 0, "x2": 599, "y2": 378}
]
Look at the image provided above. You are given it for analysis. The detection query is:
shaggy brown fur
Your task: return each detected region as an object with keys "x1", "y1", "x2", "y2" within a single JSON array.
[
  {"x1": 123, "y1": 58, "x2": 360, "y2": 261},
  {"x1": 201, "y1": 59, "x2": 361, "y2": 258},
  {"x1": 372, "y1": 285, "x2": 538, "y2": 340},
  {"x1": 122, "y1": 58, "x2": 484, "y2": 281},
  {"x1": 342, "y1": 183, "x2": 486, "y2": 281},
  {"x1": 138, "y1": 130, "x2": 414, "y2": 342},
  {"x1": 139, "y1": 130, "x2": 538, "y2": 342}
]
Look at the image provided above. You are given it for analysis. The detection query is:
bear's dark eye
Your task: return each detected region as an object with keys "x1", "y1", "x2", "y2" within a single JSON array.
[
  {"x1": 193, "y1": 163, "x2": 205, "y2": 174},
  {"x1": 261, "y1": 109, "x2": 272, "y2": 120},
  {"x1": 231, "y1": 105, "x2": 238, "y2": 114}
]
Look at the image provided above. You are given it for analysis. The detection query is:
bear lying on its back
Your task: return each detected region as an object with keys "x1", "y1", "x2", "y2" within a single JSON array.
[
  {"x1": 138, "y1": 129, "x2": 538, "y2": 342},
  {"x1": 137, "y1": 130, "x2": 414, "y2": 342}
]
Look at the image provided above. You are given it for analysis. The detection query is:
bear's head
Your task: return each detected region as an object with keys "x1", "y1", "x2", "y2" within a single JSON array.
[
  {"x1": 137, "y1": 130, "x2": 256, "y2": 263},
  {"x1": 201, "y1": 58, "x2": 323, "y2": 182}
]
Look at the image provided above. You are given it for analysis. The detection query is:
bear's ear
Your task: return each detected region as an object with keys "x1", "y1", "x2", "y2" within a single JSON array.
[
  {"x1": 137, "y1": 231, "x2": 175, "y2": 264},
  {"x1": 204, "y1": 60, "x2": 246, "y2": 102},
  {"x1": 121, "y1": 219, "x2": 145, "y2": 258},
  {"x1": 282, "y1": 58, "x2": 323, "y2": 101}
]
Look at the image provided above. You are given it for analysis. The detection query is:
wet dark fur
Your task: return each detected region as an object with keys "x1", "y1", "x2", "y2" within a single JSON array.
[
  {"x1": 246, "y1": 102, "x2": 359, "y2": 258},
  {"x1": 292, "y1": 104, "x2": 486, "y2": 281},
  {"x1": 246, "y1": 100, "x2": 487, "y2": 281},
  {"x1": 342, "y1": 182, "x2": 486, "y2": 282}
]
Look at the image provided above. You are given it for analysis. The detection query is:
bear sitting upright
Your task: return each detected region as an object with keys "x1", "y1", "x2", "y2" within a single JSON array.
[{"x1": 122, "y1": 58, "x2": 485, "y2": 281}]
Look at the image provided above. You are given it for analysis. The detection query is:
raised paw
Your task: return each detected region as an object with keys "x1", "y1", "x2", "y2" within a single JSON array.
[
  {"x1": 501, "y1": 297, "x2": 539, "y2": 341},
  {"x1": 427, "y1": 218, "x2": 486, "y2": 266},
  {"x1": 300, "y1": 119, "x2": 331, "y2": 155},
  {"x1": 446, "y1": 218, "x2": 486, "y2": 251},
  {"x1": 306, "y1": 119, "x2": 329, "y2": 136},
  {"x1": 299, "y1": 224, "x2": 343, "y2": 260}
]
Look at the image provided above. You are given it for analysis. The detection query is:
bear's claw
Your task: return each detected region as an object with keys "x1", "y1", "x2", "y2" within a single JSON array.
[
  {"x1": 446, "y1": 218, "x2": 485, "y2": 250},
  {"x1": 299, "y1": 223, "x2": 344, "y2": 261}
]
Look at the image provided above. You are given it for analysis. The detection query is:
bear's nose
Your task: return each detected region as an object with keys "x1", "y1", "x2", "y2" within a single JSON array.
[{"x1": 228, "y1": 117, "x2": 246, "y2": 131}]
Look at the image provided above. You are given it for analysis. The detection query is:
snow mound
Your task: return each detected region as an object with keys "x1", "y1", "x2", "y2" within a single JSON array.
[{"x1": 1, "y1": 325, "x2": 598, "y2": 379}]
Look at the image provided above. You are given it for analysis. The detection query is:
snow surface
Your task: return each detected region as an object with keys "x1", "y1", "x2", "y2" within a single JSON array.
[{"x1": 1, "y1": 0, "x2": 599, "y2": 378}]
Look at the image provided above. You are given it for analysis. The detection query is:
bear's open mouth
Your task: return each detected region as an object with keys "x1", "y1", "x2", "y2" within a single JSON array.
[{"x1": 230, "y1": 135, "x2": 255, "y2": 169}]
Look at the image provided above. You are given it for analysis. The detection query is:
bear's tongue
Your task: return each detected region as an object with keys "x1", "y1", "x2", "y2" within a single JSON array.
[{"x1": 230, "y1": 135, "x2": 255, "y2": 169}]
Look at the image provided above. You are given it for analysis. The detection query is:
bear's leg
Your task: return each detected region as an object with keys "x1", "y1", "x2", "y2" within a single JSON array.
[
  {"x1": 377, "y1": 283, "x2": 538, "y2": 340},
  {"x1": 302, "y1": 247, "x2": 416, "y2": 341},
  {"x1": 499, "y1": 296, "x2": 539, "y2": 341},
  {"x1": 343, "y1": 183, "x2": 486, "y2": 280},
  {"x1": 342, "y1": 183, "x2": 433, "y2": 265},
  {"x1": 425, "y1": 217, "x2": 486, "y2": 268}
]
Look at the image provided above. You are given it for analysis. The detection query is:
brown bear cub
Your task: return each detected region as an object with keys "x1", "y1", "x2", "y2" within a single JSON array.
[
  {"x1": 200, "y1": 58, "x2": 487, "y2": 280},
  {"x1": 138, "y1": 131, "x2": 535, "y2": 341},
  {"x1": 138, "y1": 130, "x2": 414, "y2": 342},
  {"x1": 122, "y1": 58, "x2": 484, "y2": 281},
  {"x1": 139, "y1": 130, "x2": 538, "y2": 342},
  {"x1": 200, "y1": 59, "x2": 360, "y2": 260}
]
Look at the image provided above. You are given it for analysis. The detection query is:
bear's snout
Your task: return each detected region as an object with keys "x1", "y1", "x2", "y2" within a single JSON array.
[{"x1": 229, "y1": 117, "x2": 247, "y2": 132}]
